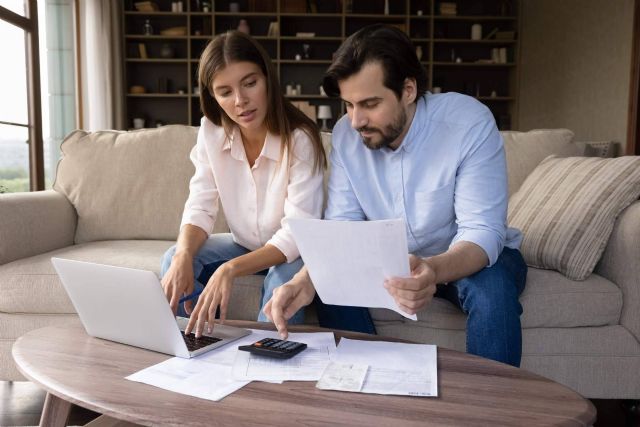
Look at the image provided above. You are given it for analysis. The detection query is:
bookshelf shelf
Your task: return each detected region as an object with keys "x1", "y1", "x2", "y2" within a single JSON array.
[{"x1": 121, "y1": 0, "x2": 520, "y2": 130}]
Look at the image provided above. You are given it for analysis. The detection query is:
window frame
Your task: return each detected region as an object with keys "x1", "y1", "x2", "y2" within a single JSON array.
[{"x1": 0, "y1": 1, "x2": 44, "y2": 191}]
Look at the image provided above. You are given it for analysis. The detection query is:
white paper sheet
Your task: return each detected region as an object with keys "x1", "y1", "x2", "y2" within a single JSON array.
[
  {"x1": 232, "y1": 332, "x2": 336, "y2": 382},
  {"x1": 288, "y1": 218, "x2": 416, "y2": 320},
  {"x1": 333, "y1": 338, "x2": 438, "y2": 397},
  {"x1": 316, "y1": 361, "x2": 368, "y2": 392},
  {"x1": 126, "y1": 329, "x2": 279, "y2": 401}
]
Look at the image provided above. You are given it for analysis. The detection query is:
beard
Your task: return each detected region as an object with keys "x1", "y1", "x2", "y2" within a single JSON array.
[{"x1": 357, "y1": 107, "x2": 408, "y2": 150}]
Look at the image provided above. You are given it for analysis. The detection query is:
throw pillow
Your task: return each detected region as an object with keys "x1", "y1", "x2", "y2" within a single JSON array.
[
  {"x1": 508, "y1": 155, "x2": 640, "y2": 280},
  {"x1": 54, "y1": 126, "x2": 199, "y2": 243}
]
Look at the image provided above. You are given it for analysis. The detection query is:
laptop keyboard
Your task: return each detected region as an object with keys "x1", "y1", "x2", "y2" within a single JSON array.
[{"x1": 180, "y1": 331, "x2": 222, "y2": 352}]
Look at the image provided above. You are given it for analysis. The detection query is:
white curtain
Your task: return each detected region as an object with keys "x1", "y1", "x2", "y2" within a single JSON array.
[{"x1": 79, "y1": 0, "x2": 125, "y2": 130}]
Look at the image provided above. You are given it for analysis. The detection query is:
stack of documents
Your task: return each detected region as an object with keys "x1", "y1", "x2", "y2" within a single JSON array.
[
  {"x1": 127, "y1": 332, "x2": 438, "y2": 401},
  {"x1": 126, "y1": 330, "x2": 337, "y2": 401},
  {"x1": 317, "y1": 339, "x2": 438, "y2": 397}
]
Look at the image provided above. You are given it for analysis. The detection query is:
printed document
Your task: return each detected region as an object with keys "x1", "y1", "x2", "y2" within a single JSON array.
[
  {"x1": 126, "y1": 329, "x2": 278, "y2": 401},
  {"x1": 332, "y1": 338, "x2": 438, "y2": 397},
  {"x1": 232, "y1": 332, "x2": 336, "y2": 382},
  {"x1": 316, "y1": 361, "x2": 368, "y2": 392},
  {"x1": 288, "y1": 218, "x2": 416, "y2": 320}
]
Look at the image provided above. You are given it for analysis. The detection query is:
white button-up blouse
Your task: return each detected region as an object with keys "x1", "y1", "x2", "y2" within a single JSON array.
[{"x1": 180, "y1": 117, "x2": 324, "y2": 262}]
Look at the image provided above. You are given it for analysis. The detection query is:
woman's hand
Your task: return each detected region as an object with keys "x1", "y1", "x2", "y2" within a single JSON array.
[
  {"x1": 185, "y1": 262, "x2": 236, "y2": 337},
  {"x1": 161, "y1": 251, "x2": 196, "y2": 315}
]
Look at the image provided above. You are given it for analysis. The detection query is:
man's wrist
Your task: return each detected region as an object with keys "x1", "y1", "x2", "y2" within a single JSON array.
[{"x1": 422, "y1": 256, "x2": 440, "y2": 283}]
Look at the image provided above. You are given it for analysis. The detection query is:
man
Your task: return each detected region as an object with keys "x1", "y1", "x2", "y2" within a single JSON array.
[{"x1": 263, "y1": 25, "x2": 527, "y2": 367}]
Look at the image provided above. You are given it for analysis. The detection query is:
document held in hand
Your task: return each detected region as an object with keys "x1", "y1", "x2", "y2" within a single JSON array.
[{"x1": 288, "y1": 218, "x2": 416, "y2": 320}]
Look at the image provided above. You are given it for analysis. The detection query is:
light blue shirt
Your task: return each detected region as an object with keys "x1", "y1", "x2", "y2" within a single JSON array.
[{"x1": 325, "y1": 93, "x2": 522, "y2": 266}]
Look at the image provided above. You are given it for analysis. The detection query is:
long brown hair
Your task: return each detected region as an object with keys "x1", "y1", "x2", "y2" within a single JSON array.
[{"x1": 198, "y1": 31, "x2": 326, "y2": 172}]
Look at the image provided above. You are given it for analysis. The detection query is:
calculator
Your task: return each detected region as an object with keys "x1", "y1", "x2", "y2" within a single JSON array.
[{"x1": 238, "y1": 338, "x2": 307, "y2": 359}]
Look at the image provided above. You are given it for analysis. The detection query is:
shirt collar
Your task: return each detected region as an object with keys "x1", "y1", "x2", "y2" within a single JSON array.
[
  {"x1": 397, "y1": 95, "x2": 427, "y2": 153},
  {"x1": 222, "y1": 126, "x2": 281, "y2": 162}
]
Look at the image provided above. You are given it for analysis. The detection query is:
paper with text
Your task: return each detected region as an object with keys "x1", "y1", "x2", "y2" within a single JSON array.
[
  {"x1": 316, "y1": 361, "x2": 368, "y2": 392},
  {"x1": 126, "y1": 329, "x2": 280, "y2": 401},
  {"x1": 334, "y1": 338, "x2": 438, "y2": 397},
  {"x1": 288, "y1": 218, "x2": 416, "y2": 320},
  {"x1": 232, "y1": 332, "x2": 336, "y2": 382}
]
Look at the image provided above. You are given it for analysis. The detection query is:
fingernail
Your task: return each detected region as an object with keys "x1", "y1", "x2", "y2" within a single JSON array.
[{"x1": 279, "y1": 332, "x2": 286, "y2": 339}]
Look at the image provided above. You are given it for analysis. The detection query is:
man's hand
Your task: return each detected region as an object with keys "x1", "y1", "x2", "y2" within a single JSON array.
[
  {"x1": 263, "y1": 274, "x2": 315, "y2": 339},
  {"x1": 185, "y1": 263, "x2": 235, "y2": 337},
  {"x1": 161, "y1": 252, "x2": 195, "y2": 315},
  {"x1": 384, "y1": 255, "x2": 437, "y2": 315}
]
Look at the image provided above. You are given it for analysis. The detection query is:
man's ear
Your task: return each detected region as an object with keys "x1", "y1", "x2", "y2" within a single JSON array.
[{"x1": 403, "y1": 77, "x2": 417, "y2": 104}]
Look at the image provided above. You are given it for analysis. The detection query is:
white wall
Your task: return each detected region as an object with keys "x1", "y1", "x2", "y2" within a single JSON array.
[{"x1": 518, "y1": 0, "x2": 634, "y2": 148}]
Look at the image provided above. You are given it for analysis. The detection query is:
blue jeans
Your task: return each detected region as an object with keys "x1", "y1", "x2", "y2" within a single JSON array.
[
  {"x1": 316, "y1": 247, "x2": 527, "y2": 367},
  {"x1": 160, "y1": 233, "x2": 306, "y2": 324}
]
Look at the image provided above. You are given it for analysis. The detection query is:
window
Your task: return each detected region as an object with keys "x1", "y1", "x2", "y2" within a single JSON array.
[
  {"x1": 0, "y1": 14, "x2": 30, "y2": 193},
  {"x1": 0, "y1": 1, "x2": 43, "y2": 192},
  {"x1": 0, "y1": 0, "x2": 77, "y2": 193}
]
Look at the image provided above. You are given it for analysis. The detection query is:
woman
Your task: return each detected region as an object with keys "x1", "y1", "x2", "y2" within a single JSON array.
[{"x1": 161, "y1": 31, "x2": 325, "y2": 338}]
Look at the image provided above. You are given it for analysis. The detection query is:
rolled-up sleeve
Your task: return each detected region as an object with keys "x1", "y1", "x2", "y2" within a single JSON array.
[
  {"x1": 450, "y1": 115, "x2": 507, "y2": 266},
  {"x1": 267, "y1": 131, "x2": 324, "y2": 262},
  {"x1": 180, "y1": 123, "x2": 220, "y2": 234}
]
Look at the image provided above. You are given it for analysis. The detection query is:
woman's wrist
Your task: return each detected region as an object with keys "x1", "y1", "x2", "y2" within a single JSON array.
[
  {"x1": 221, "y1": 260, "x2": 239, "y2": 278},
  {"x1": 173, "y1": 249, "x2": 195, "y2": 261}
]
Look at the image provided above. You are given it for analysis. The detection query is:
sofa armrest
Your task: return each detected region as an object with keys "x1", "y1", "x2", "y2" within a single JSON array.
[
  {"x1": 595, "y1": 201, "x2": 640, "y2": 341},
  {"x1": 0, "y1": 190, "x2": 77, "y2": 265}
]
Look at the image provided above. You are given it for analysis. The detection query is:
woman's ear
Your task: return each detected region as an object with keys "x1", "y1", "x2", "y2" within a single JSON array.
[{"x1": 403, "y1": 77, "x2": 417, "y2": 104}]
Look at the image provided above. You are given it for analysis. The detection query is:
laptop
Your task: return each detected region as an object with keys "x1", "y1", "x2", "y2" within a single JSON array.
[{"x1": 51, "y1": 257, "x2": 251, "y2": 358}]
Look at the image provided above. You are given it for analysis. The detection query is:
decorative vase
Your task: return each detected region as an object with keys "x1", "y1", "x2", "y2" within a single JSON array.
[
  {"x1": 160, "y1": 44, "x2": 174, "y2": 58},
  {"x1": 237, "y1": 19, "x2": 250, "y2": 34},
  {"x1": 415, "y1": 45, "x2": 423, "y2": 61}
]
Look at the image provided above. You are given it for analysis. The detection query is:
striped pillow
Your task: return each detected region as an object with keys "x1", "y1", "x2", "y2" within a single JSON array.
[{"x1": 508, "y1": 155, "x2": 640, "y2": 280}]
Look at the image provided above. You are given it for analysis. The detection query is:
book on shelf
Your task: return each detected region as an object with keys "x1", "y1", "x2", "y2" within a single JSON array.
[
  {"x1": 267, "y1": 21, "x2": 279, "y2": 37},
  {"x1": 483, "y1": 27, "x2": 499, "y2": 40},
  {"x1": 439, "y1": 2, "x2": 457, "y2": 15},
  {"x1": 138, "y1": 43, "x2": 148, "y2": 59}
]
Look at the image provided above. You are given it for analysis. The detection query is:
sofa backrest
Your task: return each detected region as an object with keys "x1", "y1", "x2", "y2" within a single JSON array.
[
  {"x1": 501, "y1": 129, "x2": 582, "y2": 196},
  {"x1": 54, "y1": 126, "x2": 201, "y2": 243},
  {"x1": 53, "y1": 126, "x2": 589, "y2": 243}
]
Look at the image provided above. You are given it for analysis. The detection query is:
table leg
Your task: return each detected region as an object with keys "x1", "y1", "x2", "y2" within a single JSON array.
[{"x1": 39, "y1": 392, "x2": 71, "y2": 427}]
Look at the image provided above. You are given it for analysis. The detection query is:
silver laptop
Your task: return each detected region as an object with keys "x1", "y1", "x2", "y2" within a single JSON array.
[{"x1": 51, "y1": 258, "x2": 251, "y2": 358}]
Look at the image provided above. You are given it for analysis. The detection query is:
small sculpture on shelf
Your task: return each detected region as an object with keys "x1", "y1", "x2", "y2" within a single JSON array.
[
  {"x1": 143, "y1": 19, "x2": 153, "y2": 35},
  {"x1": 302, "y1": 44, "x2": 311, "y2": 59}
]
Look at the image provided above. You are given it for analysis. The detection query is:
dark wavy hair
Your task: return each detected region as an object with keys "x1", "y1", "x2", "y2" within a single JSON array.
[
  {"x1": 198, "y1": 31, "x2": 325, "y2": 172},
  {"x1": 322, "y1": 24, "x2": 428, "y2": 101}
]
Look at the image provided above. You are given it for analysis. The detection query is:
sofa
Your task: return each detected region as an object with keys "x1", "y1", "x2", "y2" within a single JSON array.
[{"x1": 1, "y1": 125, "x2": 638, "y2": 400}]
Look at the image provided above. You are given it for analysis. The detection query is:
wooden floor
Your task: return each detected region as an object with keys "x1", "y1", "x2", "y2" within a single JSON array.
[{"x1": 0, "y1": 380, "x2": 632, "y2": 426}]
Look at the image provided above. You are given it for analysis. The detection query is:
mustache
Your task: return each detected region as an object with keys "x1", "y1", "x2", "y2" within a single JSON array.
[{"x1": 356, "y1": 126, "x2": 380, "y2": 134}]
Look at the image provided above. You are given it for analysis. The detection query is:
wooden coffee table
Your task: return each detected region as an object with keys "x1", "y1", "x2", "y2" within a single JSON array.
[{"x1": 12, "y1": 320, "x2": 595, "y2": 426}]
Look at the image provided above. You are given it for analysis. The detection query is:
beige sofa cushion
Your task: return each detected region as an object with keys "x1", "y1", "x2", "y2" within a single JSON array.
[
  {"x1": 370, "y1": 268, "x2": 621, "y2": 330},
  {"x1": 0, "y1": 240, "x2": 263, "y2": 319},
  {"x1": 53, "y1": 126, "x2": 198, "y2": 243},
  {"x1": 508, "y1": 155, "x2": 640, "y2": 280},
  {"x1": 501, "y1": 129, "x2": 582, "y2": 196}
]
